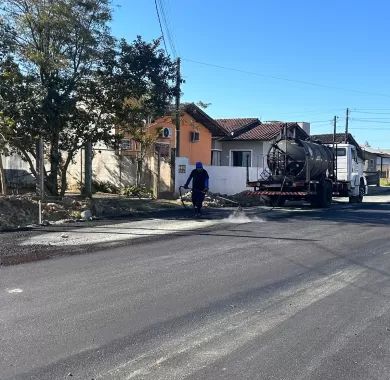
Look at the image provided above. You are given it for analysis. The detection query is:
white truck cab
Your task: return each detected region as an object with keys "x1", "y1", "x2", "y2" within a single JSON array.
[{"x1": 331, "y1": 143, "x2": 367, "y2": 202}]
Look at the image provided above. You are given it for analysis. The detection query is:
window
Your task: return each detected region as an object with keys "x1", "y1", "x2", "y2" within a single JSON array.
[
  {"x1": 334, "y1": 148, "x2": 346, "y2": 156},
  {"x1": 211, "y1": 150, "x2": 221, "y2": 166},
  {"x1": 231, "y1": 150, "x2": 251, "y2": 167},
  {"x1": 190, "y1": 131, "x2": 200, "y2": 142}
]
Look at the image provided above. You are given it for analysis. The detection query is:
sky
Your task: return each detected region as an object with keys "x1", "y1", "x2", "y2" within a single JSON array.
[{"x1": 110, "y1": 0, "x2": 390, "y2": 148}]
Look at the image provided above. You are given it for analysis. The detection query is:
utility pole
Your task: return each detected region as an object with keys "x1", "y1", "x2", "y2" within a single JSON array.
[
  {"x1": 345, "y1": 108, "x2": 349, "y2": 142},
  {"x1": 84, "y1": 139, "x2": 92, "y2": 198},
  {"x1": 39, "y1": 136, "x2": 44, "y2": 201},
  {"x1": 36, "y1": 136, "x2": 44, "y2": 224},
  {"x1": 171, "y1": 57, "x2": 181, "y2": 195},
  {"x1": 333, "y1": 116, "x2": 337, "y2": 180},
  {"x1": 175, "y1": 57, "x2": 181, "y2": 157}
]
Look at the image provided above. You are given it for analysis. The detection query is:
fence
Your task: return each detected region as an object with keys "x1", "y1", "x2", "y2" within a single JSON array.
[
  {"x1": 175, "y1": 156, "x2": 263, "y2": 196},
  {"x1": 66, "y1": 146, "x2": 173, "y2": 196}
]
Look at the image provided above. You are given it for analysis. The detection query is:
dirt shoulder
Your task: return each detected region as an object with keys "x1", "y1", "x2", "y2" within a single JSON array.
[{"x1": 0, "y1": 194, "x2": 182, "y2": 231}]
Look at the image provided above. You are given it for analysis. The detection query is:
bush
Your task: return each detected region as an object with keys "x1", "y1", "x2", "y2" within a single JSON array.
[
  {"x1": 380, "y1": 178, "x2": 390, "y2": 186},
  {"x1": 92, "y1": 180, "x2": 119, "y2": 194},
  {"x1": 122, "y1": 185, "x2": 153, "y2": 198}
]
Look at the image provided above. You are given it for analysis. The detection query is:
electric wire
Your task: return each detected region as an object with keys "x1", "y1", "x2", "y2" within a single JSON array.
[
  {"x1": 154, "y1": 0, "x2": 169, "y2": 55},
  {"x1": 157, "y1": 0, "x2": 177, "y2": 57},
  {"x1": 182, "y1": 58, "x2": 390, "y2": 99}
]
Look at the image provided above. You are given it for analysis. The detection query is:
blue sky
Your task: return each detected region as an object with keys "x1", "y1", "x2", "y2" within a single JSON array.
[{"x1": 111, "y1": 0, "x2": 390, "y2": 148}]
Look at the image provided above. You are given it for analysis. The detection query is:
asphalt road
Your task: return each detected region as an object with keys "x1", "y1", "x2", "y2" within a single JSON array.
[{"x1": 1, "y1": 201, "x2": 390, "y2": 379}]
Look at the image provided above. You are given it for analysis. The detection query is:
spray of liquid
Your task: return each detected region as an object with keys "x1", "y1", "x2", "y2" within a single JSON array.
[{"x1": 223, "y1": 208, "x2": 265, "y2": 223}]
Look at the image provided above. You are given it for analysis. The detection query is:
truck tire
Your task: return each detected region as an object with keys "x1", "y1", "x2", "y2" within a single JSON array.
[
  {"x1": 311, "y1": 180, "x2": 332, "y2": 208},
  {"x1": 263, "y1": 196, "x2": 286, "y2": 207},
  {"x1": 349, "y1": 179, "x2": 365, "y2": 204}
]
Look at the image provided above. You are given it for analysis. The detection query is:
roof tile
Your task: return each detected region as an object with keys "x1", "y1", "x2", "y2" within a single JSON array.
[{"x1": 216, "y1": 118, "x2": 259, "y2": 134}]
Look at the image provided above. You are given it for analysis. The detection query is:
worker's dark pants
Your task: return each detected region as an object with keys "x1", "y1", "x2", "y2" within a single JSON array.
[{"x1": 192, "y1": 189, "x2": 205, "y2": 212}]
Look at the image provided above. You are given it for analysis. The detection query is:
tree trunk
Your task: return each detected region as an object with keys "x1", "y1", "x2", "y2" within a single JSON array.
[
  {"x1": 136, "y1": 158, "x2": 142, "y2": 186},
  {"x1": 0, "y1": 154, "x2": 7, "y2": 195},
  {"x1": 59, "y1": 151, "x2": 74, "y2": 198},
  {"x1": 48, "y1": 135, "x2": 60, "y2": 196},
  {"x1": 84, "y1": 140, "x2": 93, "y2": 198}
]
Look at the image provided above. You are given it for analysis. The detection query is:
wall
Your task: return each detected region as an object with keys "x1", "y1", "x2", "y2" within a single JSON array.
[
  {"x1": 219, "y1": 140, "x2": 267, "y2": 168},
  {"x1": 150, "y1": 113, "x2": 213, "y2": 165},
  {"x1": 67, "y1": 146, "x2": 172, "y2": 195},
  {"x1": 175, "y1": 156, "x2": 264, "y2": 195},
  {"x1": 1, "y1": 153, "x2": 36, "y2": 188}
]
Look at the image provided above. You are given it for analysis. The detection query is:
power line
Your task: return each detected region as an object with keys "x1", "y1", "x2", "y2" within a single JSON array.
[
  {"x1": 308, "y1": 120, "x2": 333, "y2": 124},
  {"x1": 154, "y1": 0, "x2": 169, "y2": 55},
  {"x1": 182, "y1": 58, "x2": 390, "y2": 99},
  {"x1": 351, "y1": 127, "x2": 390, "y2": 130},
  {"x1": 157, "y1": 0, "x2": 177, "y2": 57},
  {"x1": 352, "y1": 110, "x2": 390, "y2": 115},
  {"x1": 351, "y1": 118, "x2": 390, "y2": 124}
]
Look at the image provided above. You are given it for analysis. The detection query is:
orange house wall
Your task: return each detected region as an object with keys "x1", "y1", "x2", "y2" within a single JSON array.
[{"x1": 149, "y1": 112, "x2": 212, "y2": 165}]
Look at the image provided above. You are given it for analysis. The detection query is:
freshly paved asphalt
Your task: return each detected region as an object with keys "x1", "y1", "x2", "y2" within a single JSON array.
[{"x1": 1, "y1": 200, "x2": 390, "y2": 379}]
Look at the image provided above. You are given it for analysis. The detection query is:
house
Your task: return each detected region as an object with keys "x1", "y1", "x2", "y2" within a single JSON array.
[
  {"x1": 214, "y1": 119, "x2": 309, "y2": 168},
  {"x1": 146, "y1": 103, "x2": 225, "y2": 165},
  {"x1": 360, "y1": 146, "x2": 390, "y2": 180},
  {"x1": 175, "y1": 119, "x2": 310, "y2": 195}
]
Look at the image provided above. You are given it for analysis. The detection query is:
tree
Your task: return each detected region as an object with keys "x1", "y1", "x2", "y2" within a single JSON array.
[
  {"x1": 0, "y1": 0, "x2": 115, "y2": 196},
  {"x1": 110, "y1": 37, "x2": 178, "y2": 186}
]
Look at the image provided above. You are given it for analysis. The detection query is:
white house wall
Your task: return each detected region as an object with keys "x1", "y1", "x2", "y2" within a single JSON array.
[
  {"x1": 175, "y1": 157, "x2": 263, "y2": 195},
  {"x1": 219, "y1": 140, "x2": 266, "y2": 167}
]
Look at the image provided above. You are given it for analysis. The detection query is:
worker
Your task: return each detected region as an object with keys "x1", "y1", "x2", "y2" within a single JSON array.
[{"x1": 184, "y1": 161, "x2": 209, "y2": 216}]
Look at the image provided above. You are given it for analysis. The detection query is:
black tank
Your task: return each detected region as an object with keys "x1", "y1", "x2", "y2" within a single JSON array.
[{"x1": 267, "y1": 138, "x2": 334, "y2": 181}]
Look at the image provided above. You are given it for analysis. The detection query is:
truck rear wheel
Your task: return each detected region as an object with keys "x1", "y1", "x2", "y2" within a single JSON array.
[
  {"x1": 263, "y1": 196, "x2": 286, "y2": 207},
  {"x1": 310, "y1": 180, "x2": 332, "y2": 208}
]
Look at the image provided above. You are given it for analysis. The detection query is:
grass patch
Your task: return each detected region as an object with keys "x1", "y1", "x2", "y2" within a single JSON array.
[{"x1": 380, "y1": 178, "x2": 390, "y2": 186}]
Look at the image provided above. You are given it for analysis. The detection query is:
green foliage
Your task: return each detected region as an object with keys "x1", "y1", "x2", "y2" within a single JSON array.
[
  {"x1": 380, "y1": 178, "x2": 390, "y2": 186},
  {"x1": 92, "y1": 180, "x2": 119, "y2": 194},
  {"x1": 121, "y1": 184, "x2": 153, "y2": 199},
  {"x1": 0, "y1": 0, "x2": 115, "y2": 196},
  {"x1": 0, "y1": 1, "x2": 177, "y2": 196},
  {"x1": 69, "y1": 210, "x2": 82, "y2": 220}
]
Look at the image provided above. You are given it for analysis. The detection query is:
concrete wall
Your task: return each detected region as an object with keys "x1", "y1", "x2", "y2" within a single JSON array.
[
  {"x1": 67, "y1": 147, "x2": 172, "y2": 195},
  {"x1": 2, "y1": 153, "x2": 36, "y2": 187},
  {"x1": 175, "y1": 156, "x2": 264, "y2": 195}
]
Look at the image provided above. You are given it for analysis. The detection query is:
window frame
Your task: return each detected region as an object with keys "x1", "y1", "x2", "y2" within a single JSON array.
[{"x1": 229, "y1": 149, "x2": 253, "y2": 167}]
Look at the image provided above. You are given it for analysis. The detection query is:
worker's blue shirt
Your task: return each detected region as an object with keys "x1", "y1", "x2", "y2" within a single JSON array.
[{"x1": 185, "y1": 168, "x2": 209, "y2": 190}]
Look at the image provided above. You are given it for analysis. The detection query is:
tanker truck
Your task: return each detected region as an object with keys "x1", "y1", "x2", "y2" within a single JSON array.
[{"x1": 247, "y1": 136, "x2": 367, "y2": 208}]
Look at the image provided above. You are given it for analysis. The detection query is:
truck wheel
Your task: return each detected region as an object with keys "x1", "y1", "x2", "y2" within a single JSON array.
[
  {"x1": 358, "y1": 180, "x2": 365, "y2": 202},
  {"x1": 311, "y1": 180, "x2": 332, "y2": 208},
  {"x1": 349, "y1": 182, "x2": 364, "y2": 204},
  {"x1": 263, "y1": 196, "x2": 286, "y2": 207},
  {"x1": 324, "y1": 180, "x2": 333, "y2": 207}
]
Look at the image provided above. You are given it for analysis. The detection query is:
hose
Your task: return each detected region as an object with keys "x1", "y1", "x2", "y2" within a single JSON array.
[{"x1": 179, "y1": 186, "x2": 242, "y2": 212}]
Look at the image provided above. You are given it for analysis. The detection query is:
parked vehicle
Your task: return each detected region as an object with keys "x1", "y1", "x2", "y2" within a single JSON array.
[{"x1": 247, "y1": 136, "x2": 367, "y2": 207}]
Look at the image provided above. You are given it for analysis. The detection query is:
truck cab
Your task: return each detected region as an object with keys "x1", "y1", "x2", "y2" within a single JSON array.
[{"x1": 331, "y1": 143, "x2": 367, "y2": 202}]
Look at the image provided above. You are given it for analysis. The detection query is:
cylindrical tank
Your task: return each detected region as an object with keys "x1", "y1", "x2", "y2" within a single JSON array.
[{"x1": 267, "y1": 138, "x2": 334, "y2": 180}]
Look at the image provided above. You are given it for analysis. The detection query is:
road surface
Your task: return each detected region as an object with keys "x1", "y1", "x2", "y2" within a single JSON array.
[{"x1": 1, "y1": 201, "x2": 390, "y2": 379}]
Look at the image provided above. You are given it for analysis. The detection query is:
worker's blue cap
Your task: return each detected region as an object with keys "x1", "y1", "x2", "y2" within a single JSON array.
[{"x1": 195, "y1": 161, "x2": 203, "y2": 168}]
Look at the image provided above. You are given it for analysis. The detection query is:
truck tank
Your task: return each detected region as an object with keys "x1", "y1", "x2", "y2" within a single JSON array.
[{"x1": 267, "y1": 138, "x2": 334, "y2": 181}]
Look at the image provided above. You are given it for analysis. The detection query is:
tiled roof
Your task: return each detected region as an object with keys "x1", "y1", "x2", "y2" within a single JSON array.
[
  {"x1": 228, "y1": 122, "x2": 300, "y2": 141},
  {"x1": 184, "y1": 104, "x2": 226, "y2": 136},
  {"x1": 311, "y1": 133, "x2": 364, "y2": 158},
  {"x1": 311, "y1": 133, "x2": 351, "y2": 145},
  {"x1": 215, "y1": 118, "x2": 260, "y2": 134},
  {"x1": 360, "y1": 146, "x2": 390, "y2": 157}
]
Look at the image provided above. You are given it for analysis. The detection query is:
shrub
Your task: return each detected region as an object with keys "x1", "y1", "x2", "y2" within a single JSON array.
[
  {"x1": 121, "y1": 185, "x2": 153, "y2": 198},
  {"x1": 92, "y1": 180, "x2": 119, "y2": 194}
]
